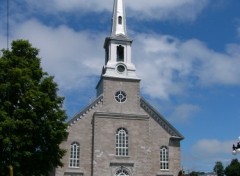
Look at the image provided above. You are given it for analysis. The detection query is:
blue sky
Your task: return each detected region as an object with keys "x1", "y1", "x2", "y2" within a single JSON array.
[{"x1": 1, "y1": 0, "x2": 240, "y2": 173}]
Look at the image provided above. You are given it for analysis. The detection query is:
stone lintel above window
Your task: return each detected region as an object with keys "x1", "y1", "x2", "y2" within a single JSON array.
[
  {"x1": 110, "y1": 162, "x2": 134, "y2": 167},
  {"x1": 64, "y1": 172, "x2": 84, "y2": 176},
  {"x1": 94, "y1": 112, "x2": 149, "y2": 120}
]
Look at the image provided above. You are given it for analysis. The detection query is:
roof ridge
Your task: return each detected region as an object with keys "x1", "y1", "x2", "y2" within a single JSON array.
[
  {"x1": 68, "y1": 95, "x2": 103, "y2": 126},
  {"x1": 140, "y1": 97, "x2": 184, "y2": 140}
]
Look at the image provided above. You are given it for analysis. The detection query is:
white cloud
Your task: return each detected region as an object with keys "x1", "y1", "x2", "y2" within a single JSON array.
[
  {"x1": 182, "y1": 139, "x2": 235, "y2": 171},
  {"x1": 1, "y1": 18, "x2": 240, "y2": 101},
  {"x1": 169, "y1": 104, "x2": 200, "y2": 122},
  {"x1": 192, "y1": 139, "x2": 233, "y2": 155},
  {"x1": 20, "y1": 0, "x2": 209, "y2": 21},
  {"x1": 184, "y1": 40, "x2": 240, "y2": 86},
  {"x1": 134, "y1": 34, "x2": 189, "y2": 99},
  {"x1": 133, "y1": 34, "x2": 240, "y2": 99},
  {"x1": 8, "y1": 19, "x2": 104, "y2": 93},
  {"x1": 127, "y1": 0, "x2": 209, "y2": 21}
]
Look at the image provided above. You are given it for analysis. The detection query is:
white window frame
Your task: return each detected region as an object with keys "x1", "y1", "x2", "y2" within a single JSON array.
[
  {"x1": 160, "y1": 146, "x2": 169, "y2": 170},
  {"x1": 115, "y1": 168, "x2": 129, "y2": 176},
  {"x1": 116, "y1": 128, "x2": 128, "y2": 156},
  {"x1": 69, "y1": 142, "x2": 80, "y2": 168}
]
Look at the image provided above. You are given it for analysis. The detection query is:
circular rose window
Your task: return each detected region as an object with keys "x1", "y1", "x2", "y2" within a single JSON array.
[
  {"x1": 117, "y1": 65, "x2": 125, "y2": 73},
  {"x1": 115, "y1": 91, "x2": 127, "y2": 103}
]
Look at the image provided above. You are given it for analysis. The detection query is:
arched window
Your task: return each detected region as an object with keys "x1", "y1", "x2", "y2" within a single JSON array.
[
  {"x1": 117, "y1": 45, "x2": 124, "y2": 62},
  {"x1": 115, "y1": 168, "x2": 129, "y2": 176},
  {"x1": 160, "y1": 146, "x2": 169, "y2": 170},
  {"x1": 116, "y1": 128, "x2": 128, "y2": 156},
  {"x1": 69, "y1": 142, "x2": 80, "y2": 168},
  {"x1": 118, "y1": 16, "x2": 122, "y2": 24}
]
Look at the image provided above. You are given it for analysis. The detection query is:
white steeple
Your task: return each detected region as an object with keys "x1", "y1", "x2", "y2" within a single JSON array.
[
  {"x1": 111, "y1": 0, "x2": 127, "y2": 37},
  {"x1": 101, "y1": 0, "x2": 139, "y2": 80}
]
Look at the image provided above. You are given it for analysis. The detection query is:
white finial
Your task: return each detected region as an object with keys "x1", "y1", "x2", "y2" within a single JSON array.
[{"x1": 111, "y1": 0, "x2": 127, "y2": 37}]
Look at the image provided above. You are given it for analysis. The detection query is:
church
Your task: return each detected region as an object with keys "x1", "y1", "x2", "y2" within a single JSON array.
[{"x1": 53, "y1": 0, "x2": 184, "y2": 175}]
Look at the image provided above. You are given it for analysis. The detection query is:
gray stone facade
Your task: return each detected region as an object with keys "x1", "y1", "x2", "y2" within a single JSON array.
[
  {"x1": 54, "y1": 1, "x2": 184, "y2": 175},
  {"x1": 54, "y1": 77, "x2": 183, "y2": 176}
]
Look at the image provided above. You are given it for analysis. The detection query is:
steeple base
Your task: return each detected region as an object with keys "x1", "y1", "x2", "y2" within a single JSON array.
[{"x1": 103, "y1": 64, "x2": 139, "y2": 80}]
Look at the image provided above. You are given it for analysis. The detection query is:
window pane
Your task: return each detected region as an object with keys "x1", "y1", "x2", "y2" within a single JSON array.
[
  {"x1": 116, "y1": 128, "x2": 128, "y2": 156},
  {"x1": 160, "y1": 146, "x2": 169, "y2": 170},
  {"x1": 69, "y1": 142, "x2": 80, "y2": 168}
]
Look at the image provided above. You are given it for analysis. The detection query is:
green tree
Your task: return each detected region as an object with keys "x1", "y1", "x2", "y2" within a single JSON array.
[
  {"x1": 0, "y1": 40, "x2": 68, "y2": 176},
  {"x1": 225, "y1": 159, "x2": 240, "y2": 176},
  {"x1": 188, "y1": 171, "x2": 198, "y2": 176},
  {"x1": 214, "y1": 161, "x2": 224, "y2": 176}
]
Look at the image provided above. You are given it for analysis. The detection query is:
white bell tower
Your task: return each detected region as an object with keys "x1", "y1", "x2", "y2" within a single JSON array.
[{"x1": 102, "y1": 0, "x2": 138, "y2": 79}]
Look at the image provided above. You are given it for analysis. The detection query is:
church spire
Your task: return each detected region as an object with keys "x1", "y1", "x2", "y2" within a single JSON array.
[
  {"x1": 100, "y1": 0, "x2": 139, "y2": 81},
  {"x1": 111, "y1": 0, "x2": 127, "y2": 37}
]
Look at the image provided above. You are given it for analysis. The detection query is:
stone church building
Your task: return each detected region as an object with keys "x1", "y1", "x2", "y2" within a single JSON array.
[{"x1": 54, "y1": 0, "x2": 184, "y2": 175}]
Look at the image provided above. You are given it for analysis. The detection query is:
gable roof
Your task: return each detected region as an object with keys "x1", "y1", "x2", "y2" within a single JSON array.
[
  {"x1": 140, "y1": 97, "x2": 184, "y2": 140},
  {"x1": 68, "y1": 95, "x2": 103, "y2": 126},
  {"x1": 67, "y1": 95, "x2": 184, "y2": 140}
]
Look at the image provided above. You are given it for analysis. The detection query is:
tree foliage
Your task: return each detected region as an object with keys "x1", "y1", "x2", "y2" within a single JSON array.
[
  {"x1": 225, "y1": 159, "x2": 240, "y2": 176},
  {"x1": 184, "y1": 171, "x2": 206, "y2": 176},
  {"x1": 188, "y1": 171, "x2": 201, "y2": 176},
  {"x1": 214, "y1": 161, "x2": 224, "y2": 176},
  {"x1": 0, "y1": 40, "x2": 68, "y2": 176}
]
